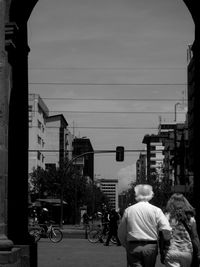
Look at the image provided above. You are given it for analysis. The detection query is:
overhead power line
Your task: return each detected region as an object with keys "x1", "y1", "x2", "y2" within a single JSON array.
[
  {"x1": 48, "y1": 110, "x2": 184, "y2": 114},
  {"x1": 29, "y1": 82, "x2": 186, "y2": 86},
  {"x1": 42, "y1": 97, "x2": 185, "y2": 102},
  {"x1": 29, "y1": 125, "x2": 159, "y2": 130},
  {"x1": 29, "y1": 66, "x2": 186, "y2": 70}
]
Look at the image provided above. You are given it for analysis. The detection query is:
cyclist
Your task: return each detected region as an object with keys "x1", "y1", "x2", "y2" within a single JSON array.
[{"x1": 38, "y1": 207, "x2": 50, "y2": 235}]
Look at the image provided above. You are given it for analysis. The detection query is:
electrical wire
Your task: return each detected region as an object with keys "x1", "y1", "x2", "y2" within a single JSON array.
[
  {"x1": 29, "y1": 125, "x2": 159, "y2": 130},
  {"x1": 42, "y1": 97, "x2": 185, "y2": 102},
  {"x1": 29, "y1": 66, "x2": 186, "y2": 70},
  {"x1": 29, "y1": 82, "x2": 186, "y2": 86},
  {"x1": 47, "y1": 110, "x2": 184, "y2": 114}
]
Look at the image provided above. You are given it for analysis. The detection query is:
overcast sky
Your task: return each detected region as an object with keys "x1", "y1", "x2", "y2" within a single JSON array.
[{"x1": 28, "y1": 0, "x2": 194, "y2": 192}]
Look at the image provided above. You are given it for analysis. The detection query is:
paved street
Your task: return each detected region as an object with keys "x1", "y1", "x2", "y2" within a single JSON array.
[{"x1": 38, "y1": 238, "x2": 165, "y2": 267}]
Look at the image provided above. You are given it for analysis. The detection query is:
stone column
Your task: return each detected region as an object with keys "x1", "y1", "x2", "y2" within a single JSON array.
[
  {"x1": 0, "y1": 0, "x2": 13, "y2": 250},
  {"x1": 193, "y1": 23, "x2": 200, "y2": 234}
]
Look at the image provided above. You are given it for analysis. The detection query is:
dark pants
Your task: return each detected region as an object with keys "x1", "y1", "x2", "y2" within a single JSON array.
[
  {"x1": 105, "y1": 227, "x2": 121, "y2": 245},
  {"x1": 126, "y1": 241, "x2": 158, "y2": 267}
]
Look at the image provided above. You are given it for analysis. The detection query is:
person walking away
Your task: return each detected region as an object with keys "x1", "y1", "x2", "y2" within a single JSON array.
[
  {"x1": 102, "y1": 205, "x2": 110, "y2": 235},
  {"x1": 163, "y1": 193, "x2": 200, "y2": 267},
  {"x1": 104, "y1": 209, "x2": 121, "y2": 246},
  {"x1": 82, "y1": 211, "x2": 90, "y2": 239},
  {"x1": 118, "y1": 184, "x2": 171, "y2": 267}
]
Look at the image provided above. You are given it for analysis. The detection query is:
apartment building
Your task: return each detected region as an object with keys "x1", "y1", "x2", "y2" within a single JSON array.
[
  {"x1": 136, "y1": 152, "x2": 147, "y2": 183},
  {"x1": 72, "y1": 137, "x2": 94, "y2": 181},
  {"x1": 45, "y1": 114, "x2": 70, "y2": 169},
  {"x1": 99, "y1": 179, "x2": 119, "y2": 210},
  {"x1": 187, "y1": 44, "x2": 195, "y2": 176},
  {"x1": 29, "y1": 94, "x2": 73, "y2": 172},
  {"x1": 142, "y1": 134, "x2": 165, "y2": 182},
  {"x1": 29, "y1": 94, "x2": 49, "y2": 172}
]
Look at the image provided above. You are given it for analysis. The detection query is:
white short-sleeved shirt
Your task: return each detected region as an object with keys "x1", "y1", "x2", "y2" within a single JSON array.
[{"x1": 118, "y1": 201, "x2": 171, "y2": 247}]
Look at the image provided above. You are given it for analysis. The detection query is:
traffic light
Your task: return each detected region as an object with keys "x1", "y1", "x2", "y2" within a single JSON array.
[{"x1": 116, "y1": 146, "x2": 124, "y2": 161}]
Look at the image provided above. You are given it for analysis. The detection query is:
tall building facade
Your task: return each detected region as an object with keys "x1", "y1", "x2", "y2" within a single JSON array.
[
  {"x1": 28, "y1": 94, "x2": 49, "y2": 172},
  {"x1": 72, "y1": 137, "x2": 94, "y2": 181},
  {"x1": 45, "y1": 114, "x2": 70, "y2": 169},
  {"x1": 142, "y1": 134, "x2": 165, "y2": 182},
  {"x1": 29, "y1": 94, "x2": 74, "y2": 172},
  {"x1": 99, "y1": 179, "x2": 119, "y2": 210},
  {"x1": 136, "y1": 153, "x2": 147, "y2": 183},
  {"x1": 187, "y1": 44, "x2": 195, "y2": 178}
]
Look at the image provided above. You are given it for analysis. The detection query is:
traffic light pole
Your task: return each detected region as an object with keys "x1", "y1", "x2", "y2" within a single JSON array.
[{"x1": 59, "y1": 149, "x2": 121, "y2": 227}]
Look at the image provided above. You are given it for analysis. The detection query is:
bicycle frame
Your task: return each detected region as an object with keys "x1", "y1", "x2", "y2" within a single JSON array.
[{"x1": 29, "y1": 223, "x2": 63, "y2": 243}]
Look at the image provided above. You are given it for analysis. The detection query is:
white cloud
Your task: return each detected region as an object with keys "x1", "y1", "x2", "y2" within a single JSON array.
[{"x1": 117, "y1": 164, "x2": 136, "y2": 193}]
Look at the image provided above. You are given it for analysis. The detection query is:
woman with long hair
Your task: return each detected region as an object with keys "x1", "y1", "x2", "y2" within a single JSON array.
[{"x1": 164, "y1": 193, "x2": 200, "y2": 267}]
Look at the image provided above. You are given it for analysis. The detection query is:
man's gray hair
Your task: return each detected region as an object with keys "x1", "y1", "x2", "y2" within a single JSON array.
[{"x1": 134, "y1": 184, "x2": 154, "y2": 202}]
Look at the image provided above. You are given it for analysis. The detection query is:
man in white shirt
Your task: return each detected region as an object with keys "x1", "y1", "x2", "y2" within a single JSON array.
[{"x1": 118, "y1": 184, "x2": 171, "y2": 267}]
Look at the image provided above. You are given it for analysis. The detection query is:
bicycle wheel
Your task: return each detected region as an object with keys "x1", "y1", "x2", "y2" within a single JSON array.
[
  {"x1": 87, "y1": 229, "x2": 100, "y2": 243},
  {"x1": 48, "y1": 228, "x2": 63, "y2": 243},
  {"x1": 29, "y1": 228, "x2": 41, "y2": 242}
]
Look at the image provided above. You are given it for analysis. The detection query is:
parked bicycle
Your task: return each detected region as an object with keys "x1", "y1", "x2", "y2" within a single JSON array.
[
  {"x1": 87, "y1": 223, "x2": 117, "y2": 244},
  {"x1": 29, "y1": 222, "x2": 63, "y2": 243}
]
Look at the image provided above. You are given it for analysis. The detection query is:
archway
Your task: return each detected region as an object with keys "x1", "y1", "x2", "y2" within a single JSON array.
[{"x1": 0, "y1": 1, "x2": 199, "y2": 267}]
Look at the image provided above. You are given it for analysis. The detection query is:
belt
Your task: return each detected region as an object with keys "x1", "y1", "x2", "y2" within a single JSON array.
[{"x1": 129, "y1": 240, "x2": 157, "y2": 244}]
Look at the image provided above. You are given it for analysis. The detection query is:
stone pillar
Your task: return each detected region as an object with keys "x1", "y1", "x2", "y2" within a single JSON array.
[
  {"x1": 0, "y1": 0, "x2": 13, "y2": 251},
  {"x1": 5, "y1": 13, "x2": 38, "y2": 267},
  {"x1": 193, "y1": 23, "x2": 200, "y2": 234}
]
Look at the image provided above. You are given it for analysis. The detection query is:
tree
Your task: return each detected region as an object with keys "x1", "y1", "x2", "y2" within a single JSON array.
[
  {"x1": 29, "y1": 166, "x2": 108, "y2": 224},
  {"x1": 29, "y1": 166, "x2": 61, "y2": 201}
]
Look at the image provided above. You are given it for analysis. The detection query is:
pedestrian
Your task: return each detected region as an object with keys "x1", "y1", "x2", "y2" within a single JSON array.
[
  {"x1": 163, "y1": 193, "x2": 200, "y2": 267},
  {"x1": 118, "y1": 184, "x2": 171, "y2": 267},
  {"x1": 82, "y1": 211, "x2": 90, "y2": 238},
  {"x1": 101, "y1": 205, "x2": 110, "y2": 236},
  {"x1": 82, "y1": 211, "x2": 90, "y2": 226},
  {"x1": 104, "y1": 209, "x2": 121, "y2": 246}
]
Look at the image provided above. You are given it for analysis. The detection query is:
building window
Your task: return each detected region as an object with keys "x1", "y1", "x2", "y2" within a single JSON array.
[
  {"x1": 37, "y1": 135, "x2": 41, "y2": 145},
  {"x1": 150, "y1": 146, "x2": 156, "y2": 151},
  {"x1": 38, "y1": 120, "x2": 42, "y2": 129},
  {"x1": 37, "y1": 151, "x2": 41, "y2": 160},
  {"x1": 28, "y1": 105, "x2": 33, "y2": 112}
]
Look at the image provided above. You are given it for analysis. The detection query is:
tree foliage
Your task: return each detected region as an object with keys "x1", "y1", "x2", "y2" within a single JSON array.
[{"x1": 29, "y1": 165, "x2": 107, "y2": 223}]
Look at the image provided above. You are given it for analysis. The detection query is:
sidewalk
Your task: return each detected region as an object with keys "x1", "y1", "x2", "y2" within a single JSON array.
[
  {"x1": 38, "y1": 238, "x2": 165, "y2": 267},
  {"x1": 61, "y1": 224, "x2": 88, "y2": 239}
]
